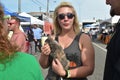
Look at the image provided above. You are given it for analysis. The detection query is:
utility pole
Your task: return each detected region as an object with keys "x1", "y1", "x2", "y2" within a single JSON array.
[
  {"x1": 39, "y1": 7, "x2": 41, "y2": 12},
  {"x1": 47, "y1": 0, "x2": 49, "y2": 16},
  {"x1": 18, "y1": 0, "x2": 21, "y2": 13}
]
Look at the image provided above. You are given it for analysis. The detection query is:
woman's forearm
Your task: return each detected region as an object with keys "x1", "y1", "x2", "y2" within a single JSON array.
[{"x1": 39, "y1": 53, "x2": 49, "y2": 68}]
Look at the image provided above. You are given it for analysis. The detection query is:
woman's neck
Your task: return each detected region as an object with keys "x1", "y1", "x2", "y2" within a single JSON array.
[{"x1": 60, "y1": 29, "x2": 75, "y2": 37}]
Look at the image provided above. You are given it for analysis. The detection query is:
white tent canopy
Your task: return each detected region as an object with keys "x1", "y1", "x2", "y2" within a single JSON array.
[{"x1": 19, "y1": 12, "x2": 44, "y2": 25}]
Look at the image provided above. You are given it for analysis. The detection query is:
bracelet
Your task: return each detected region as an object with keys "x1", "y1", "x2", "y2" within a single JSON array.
[
  {"x1": 63, "y1": 70, "x2": 71, "y2": 78},
  {"x1": 67, "y1": 70, "x2": 71, "y2": 78}
]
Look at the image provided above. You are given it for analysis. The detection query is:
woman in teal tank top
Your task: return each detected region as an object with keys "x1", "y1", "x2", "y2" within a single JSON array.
[{"x1": 0, "y1": 3, "x2": 44, "y2": 80}]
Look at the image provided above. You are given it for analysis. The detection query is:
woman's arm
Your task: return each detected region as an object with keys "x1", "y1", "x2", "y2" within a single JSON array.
[
  {"x1": 39, "y1": 43, "x2": 51, "y2": 68},
  {"x1": 69, "y1": 33, "x2": 95, "y2": 78}
]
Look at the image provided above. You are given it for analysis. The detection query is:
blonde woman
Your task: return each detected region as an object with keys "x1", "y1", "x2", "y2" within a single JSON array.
[{"x1": 39, "y1": 2, "x2": 94, "y2": 80}]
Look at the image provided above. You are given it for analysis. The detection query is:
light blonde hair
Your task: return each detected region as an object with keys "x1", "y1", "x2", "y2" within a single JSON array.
[{"x1": 53, "y1": 2, "x2": 80, "y2": 35}]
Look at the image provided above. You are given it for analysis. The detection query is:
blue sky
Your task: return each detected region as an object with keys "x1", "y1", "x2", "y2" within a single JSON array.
[{"x1": 1, "y1": 0, "x2": 111, "y2": 21}]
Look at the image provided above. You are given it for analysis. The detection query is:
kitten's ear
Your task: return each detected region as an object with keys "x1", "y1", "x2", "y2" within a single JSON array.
[
  {"x1": 48, "y1": 35, "x2": 51, "y2": 39},
  {"x1": 45, "y1": 36, "x2": 53, "y2": 43},
  {"x1": 48, "y1": 35, "x2": 54, "y2": 40}
]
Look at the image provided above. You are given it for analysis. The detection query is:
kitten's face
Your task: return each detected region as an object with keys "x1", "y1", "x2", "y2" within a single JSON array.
[{"x1": 45, "y1": 36, "x2": 63, "y2": 58}]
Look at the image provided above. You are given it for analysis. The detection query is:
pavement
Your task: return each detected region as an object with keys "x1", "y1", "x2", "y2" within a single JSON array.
[
  {"x1": 88, "y1": 39, "x2": 107, "y2": 80},
  {"x1": 34, "y1": 52, "x2": 48, "y2": 78},
  {"x1": 92, "y1": 40, "x2": 107, "y2": 51}
]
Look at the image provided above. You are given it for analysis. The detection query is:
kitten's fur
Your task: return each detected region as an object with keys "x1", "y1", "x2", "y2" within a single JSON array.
[{"x1": 45, "y1": 36, "x2": 69, "y2": 80}]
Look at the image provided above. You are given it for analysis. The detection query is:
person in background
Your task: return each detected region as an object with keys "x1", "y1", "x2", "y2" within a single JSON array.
[
  {"x1": 32, "y1": 24, "x2": 43, "y2": 52},
  {"x1": 0, "y1": 3, "x2": 44, "y2": 80},
  {"x1": 39, "y1": 2, "x2": 94, "y2": 80},
  {"x1": 8, "y1": 16, "x2": 28, "y2": 53},
  {"x1": 43, "y1": 21, "x2": 53, "y2": 36},
  {"x1": 27, "y1": 26, "x2": 36, "y2": 55},
  {"x1": 103, "y1": 0, "x2": 120, "y2": 80}
]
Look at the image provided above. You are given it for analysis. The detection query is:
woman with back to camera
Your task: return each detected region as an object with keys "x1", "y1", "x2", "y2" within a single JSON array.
[
  {"x1": 39, "y1": 2, "x2": 95, "y2": 80},
  {"x1": 0, "y1": 3, "x2": 44, "y2": 80}
]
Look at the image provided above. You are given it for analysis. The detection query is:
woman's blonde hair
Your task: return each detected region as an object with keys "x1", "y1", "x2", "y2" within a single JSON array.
[
  {"x1": 53, "y1": 2, "x2": 80, "y2": 35},
  {"x1": 0, "y1": 3, "x2": 18, "y2": 64}
]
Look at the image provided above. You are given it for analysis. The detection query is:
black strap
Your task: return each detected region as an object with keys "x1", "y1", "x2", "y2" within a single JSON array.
[
  {"x1": 75, "y1": 32, "x2": 83, "y2": 42},
  {"x1": 55, "y1": 36, "x2": 58, "y2": 42}
]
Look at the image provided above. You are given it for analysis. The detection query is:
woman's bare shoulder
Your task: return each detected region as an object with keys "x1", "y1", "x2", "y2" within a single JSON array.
[{"x1": 80, "y1": 33, "x2": 91, "y2": 41}]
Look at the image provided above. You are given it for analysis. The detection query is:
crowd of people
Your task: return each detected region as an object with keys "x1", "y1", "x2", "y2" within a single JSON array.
[
  {"x1": 0, "y1": 0, "x2": 120, "y2": 80},
  {"x1": 25, "y1": 23, "x2": 53, "y2": 55}
]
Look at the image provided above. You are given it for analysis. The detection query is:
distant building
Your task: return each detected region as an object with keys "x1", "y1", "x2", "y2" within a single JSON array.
[
  {"x1": 81, "y1": 19, "x2": 96, "y2": 33},
  {"x1": 28, "y1": 11, "x2": 54, "y2": 21}
]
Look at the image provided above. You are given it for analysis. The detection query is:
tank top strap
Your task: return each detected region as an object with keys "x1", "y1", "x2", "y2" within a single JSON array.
[
  {"x1": 55, "y1": 36, "x2": 58, "y2": 42},
  {"x1": 74, "y1": 32, "x2": 83, "y2": 42}
]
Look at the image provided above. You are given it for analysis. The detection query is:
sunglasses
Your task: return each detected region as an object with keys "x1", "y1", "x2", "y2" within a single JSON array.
[
  {"x1": 9, "y1": 22, "x2": 15, "y2": 25},
  {"x1": 58, "y1": 13, "x2": 75, "y2": 20}
]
